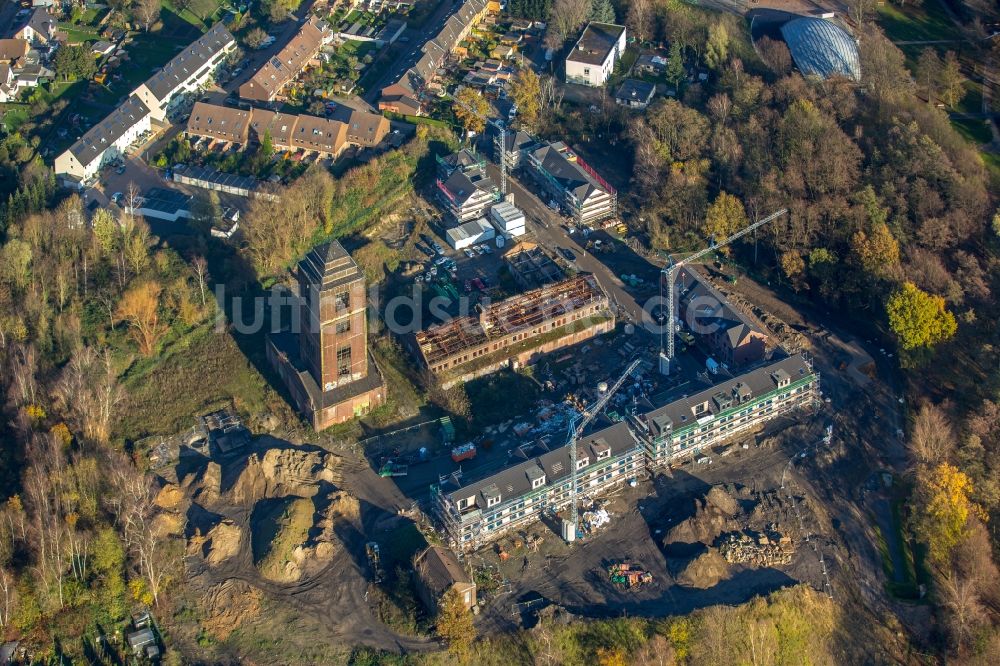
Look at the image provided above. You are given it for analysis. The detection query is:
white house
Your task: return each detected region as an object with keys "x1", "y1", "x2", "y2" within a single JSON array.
[
  {"x1": 54, "y1": 95, "x2": 151, "y2": 183},
  {"x1": 132, "y1": 23, "x2": 236, "y2": 122},
  {"x1": 446, "y1": 218, "x2": 495, "y2": 250},
  {"x1": 11, "y1": 8, "x2": 57, "y2": 47},
  {"x1": 489, "y1": 201, "x2": 526, "y2": 237},
  {"x1": 565, "y1": 23, "x2": 626, "y2": 87}
]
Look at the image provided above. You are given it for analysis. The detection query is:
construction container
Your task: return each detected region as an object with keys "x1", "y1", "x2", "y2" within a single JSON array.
[
  {"x1": 451, "y1": 442, "x2": 477, "y2": 463},
  {"x1": 561, "y1": 518, "x2": 577, "y2": 543}
]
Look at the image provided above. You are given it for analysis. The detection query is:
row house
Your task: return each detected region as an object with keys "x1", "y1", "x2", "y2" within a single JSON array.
[
  {"x1": 526, "y1": 141, "x2": 616, "y2": 226},
  {"x1": 54, "y1": 95, "x2": 152, "y2": 182},
  {"x1": 239, "y1": 18, "x2": 332, "y2": 103}
]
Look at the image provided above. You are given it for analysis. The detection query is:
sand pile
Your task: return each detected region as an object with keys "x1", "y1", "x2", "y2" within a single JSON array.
[
  {"x1": 675, "y1": 548, "x2": 731, "y2": 589},
  {"x1": 231, "y1": 448, "x2": 341, "y2": 504},
  {"x1": 200, "y1": 579, "x2": 263, "y2": 640}
]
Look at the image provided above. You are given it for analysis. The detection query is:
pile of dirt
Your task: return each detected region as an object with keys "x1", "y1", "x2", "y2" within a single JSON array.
[
  {"x1": 191, "y1": 462, "x2": 222, "y2": 504},
  {"x1": 675, "y1": 548, "x2": 731, "y2": 589},
  {"x1": 230, "y1": 448, "x2": 342, "y2": 504},
  {"x1": 154, "y1": 483, "x2": 185, "y2": 511},
  {"x1": 188, "y1": 519, "x2": 242, "y2": 565},
  {"x1": 151, "y1": 512, "x2": 185, "y2": 538},
  {"x1": 199, "y1": 579, "x2": 263, "y2": 641},
  {"x1": 256, "y1": 497, "x2": 318, "y2": 583},
  {"x1": 663, "y1": 487, "x2": 741, "y2": 551}
]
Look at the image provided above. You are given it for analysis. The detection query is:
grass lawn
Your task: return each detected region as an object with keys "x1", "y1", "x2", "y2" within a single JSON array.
[
  {"x1": 951, "y1": 118, "x2": 992, "y2": 144},
  {"x1": 116, "y1": 322, "x2": 281, "y2": 441},
  {"x1": 59, "y1": 24, "x2": 102, "y2": 45},
  {"x1": 878, "y1": 2, "x2": 963, "y2": 43},
  {"x1": 162, "y1": 0, "x2": 226, "y2": 29}
]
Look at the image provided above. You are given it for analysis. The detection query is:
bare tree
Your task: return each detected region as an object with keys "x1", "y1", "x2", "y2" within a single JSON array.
[
  {"x1": 52, "y1": 347, "x2": 123, "y2": 446},
  {"x1": 941, "y1": 572, "x2": 987, "y2": 651},
  {"x1": 133, "y1": 0, "x2": 161, "y2": 33},
  {"x1": 7, "y1": 343, "x2": 39, "y2": 407},
  {"x1": 105, "y1": 451, "x2": 174, "y2": 606},
  {"x1": 0, "y1": 566, "x2": 14, "y2": 629},
  {"x1": 546, "y1": 0, "x2": 590, "y2": 48},
  {"x1": 192, "y1": 256, "x2": 210, "y2": 307},
  {"x1": 909, "y1": 402, "x2": 954, "y2": 466}
]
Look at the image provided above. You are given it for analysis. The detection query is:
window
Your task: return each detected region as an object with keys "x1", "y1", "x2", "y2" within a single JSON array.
[
  {"x1": 576, "y1": 457, "x2": 589, "y2": 470},
  {"x1": 334, "y1": 290, "x2": 350, "y2": 311},
  {"x1": 336, "y1": 345, "x2": 352, "y2": 377},
  {"x1": 336, "y1": 319, "x2": 351, "y2": 334},
  {"x1": 597, "y1": 449, "x2": 610, "y2": 460},
  {"x1": 487, "y1": 495, "x2": 500, "y2": 508},
  {"x1": 532, "y1": 476, "x2": 545, "y2": 489}
]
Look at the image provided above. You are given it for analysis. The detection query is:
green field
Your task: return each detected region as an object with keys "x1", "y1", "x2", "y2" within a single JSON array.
[
  {"x1": 951, "y1": 118, "x2": 994, "y2": 144},
  {"x1": 877, "y1": 1, "x2": 963, "y2": 43},
  {"x1": 162, "y1": 0, "x2": 227, "y2": 29}
]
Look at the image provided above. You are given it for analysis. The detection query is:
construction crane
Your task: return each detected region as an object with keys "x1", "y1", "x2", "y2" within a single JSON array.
[
  {"x1": 658, "y1": 208, "x2": 788, "y2": 375},
  {"x1": 564, "y1": 357, "x2": 643, "y2": 543},
  {"x1": 492, "y1": 120, "x2": 509, "y2": 196}
]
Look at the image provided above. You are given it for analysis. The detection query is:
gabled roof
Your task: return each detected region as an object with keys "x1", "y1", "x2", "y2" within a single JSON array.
[
  {"x1": 186, "y1": 101, "x2": 250, "y2": 142},
  {"x1": 413, "y1": 546, "x2": 472, "y2": 597},
  {"x1": 442, "y1": 421, "x2": 638, "y2": 507},
  {"x1": 637, "y1": 354, "x2": 813, "y2": 438},
  {"x1": 67, "y1": 95, "x2": 150, "y2": 166},
  {"x1": 240, "y1": 18, "x2": 327, "y2": 100},
  {"x1": 13, "y1": 8, "x2": 55, "y2": 40},
  {"x1": 530, "y1": 142, "x2": 609, "y2": 202},
  {"x1": 289, "y1": 113, "x2": 347, "y2": 155},
  {"x1": 675, "y1": 267, "x2": 765, "y2": 349},
  {"x1": 143, "y1": 23, "x2": 235, "y2": 101},
  {"x1": 0, "y1": 38, "x2": 29, "y2": 62}
]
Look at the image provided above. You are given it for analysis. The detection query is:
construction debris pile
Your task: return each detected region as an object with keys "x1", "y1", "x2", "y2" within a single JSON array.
[
  {"x1": 607, "y1": 562, "x2": 653, "y2": 589},
  {"x1": 719, "y1": 531, "x2": 794, "y2": 567},
  {"x1": 661, "y1": 484, "x2": 810, "y2": 588}
]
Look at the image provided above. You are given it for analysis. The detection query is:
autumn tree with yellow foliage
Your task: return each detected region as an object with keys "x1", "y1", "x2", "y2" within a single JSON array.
[{"x1": 912, "y1": 463, "x2": 987, "y2": 566}]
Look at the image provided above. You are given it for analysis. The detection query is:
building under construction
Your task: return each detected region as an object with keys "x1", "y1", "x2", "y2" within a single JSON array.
[
  {"x1": 432, "y1": 421, "x2": 642, "y2": 551},
  {"x1": 526, "y1": 141, "x2": 617, "y2": 226},
  {"x1": 504, "y1": 242, "x2": 564, "y2": 289},
  {"x1": 414, "y1": 275, "x2": 614, "y2": 387},
  {"x1": 436, "y1": 149, "x2": 500, "y2": 223},
  {"x1": 431, "y1": 353, "x2": 821, "y2": 551}
]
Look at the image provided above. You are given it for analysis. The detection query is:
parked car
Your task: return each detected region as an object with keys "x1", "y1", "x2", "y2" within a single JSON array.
[
  {"x1": 110, "y1": 192, "x2": 123, "y2": 205},
  {"x1": 559, "y1": 247, "x2": 576, "y2": 261},
  {"x1": 464, "y1": 248, "x2": 475, "y2": 258}
]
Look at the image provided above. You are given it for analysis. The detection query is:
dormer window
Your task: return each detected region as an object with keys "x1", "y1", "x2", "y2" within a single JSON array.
[
  {"x1": 532, "y1": 476, "x2": 545, "y2": 489},
  {"x1": 576, "y1": 457, "x2": 589, "y2": 470},
  {"x1": 486, "y1": 495, "x2": 500, "y2": 508},
  {"x1": 597, "y1": 448, "x2": 610, "y2": 460}
]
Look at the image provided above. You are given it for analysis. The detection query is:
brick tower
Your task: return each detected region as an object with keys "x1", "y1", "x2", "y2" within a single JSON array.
[{"x1": 267, "y1": 241, "x2": 385, "y2": 429}]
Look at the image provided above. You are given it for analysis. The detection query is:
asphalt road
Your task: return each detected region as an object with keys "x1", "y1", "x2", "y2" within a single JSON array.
[
  {"x1": 483, "y1": 162, "x2": 654, "y2": 326},
  {"x1": 361, "y1": 0, "x2": 465, "y2": 104}
]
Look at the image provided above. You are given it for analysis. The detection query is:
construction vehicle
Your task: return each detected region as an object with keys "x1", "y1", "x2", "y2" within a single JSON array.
[
  {"x1": 607, "y1": 562, "x2": 653, "y2": 589},
  {"x1": 378, "y1": 460, "x2": 408, "y2": 477},
  {"x1": 365, "y1": 542, "x2": 384, "y2": 583},
  {"x1": 451, "y1": 442, "x2": 477, "y2": 463}
]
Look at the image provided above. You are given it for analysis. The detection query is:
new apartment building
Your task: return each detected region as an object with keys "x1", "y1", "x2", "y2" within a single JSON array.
[
  {"x1": 431, "y1": 354, "x2": 820, "y2": 551},
  {"x1": 433, "y1": 421, "x2": 643, "y2": 551},
  {"x1": 133, "y1": 23, "x2": 236, "y2": 121},
  {"x1": 632, "y1": 354, "x2": 820, "y2": 469},
  {"x1": 526, "y1": 141, "x2": 616, "y2": 225},
  {"x1": 436, "y1": 149, "x2": 499, "y2": 223}
]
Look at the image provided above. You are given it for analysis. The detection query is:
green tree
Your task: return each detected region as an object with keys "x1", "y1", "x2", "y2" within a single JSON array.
[
  {"x1": 454, "y1": 87, "x2": 489, "y2": 138},
  {"x1": 886, "y1": 282, "x2": 957, "y2": 351},
  {"x1": 666, "y1": 41, "x2": 685, "y2": 88},
  {"x1": 437, "y1": 587, "x2": 475, "y2": 662},
  {"x1": 92, "y1": 527, "x2": 127, "y2": 622},
  {"x1": 590, "y1": 0, "x2": 615, "y2": 24},
  {"x1": 704, "y1": 22, "x2": 729, "y2": 69}
]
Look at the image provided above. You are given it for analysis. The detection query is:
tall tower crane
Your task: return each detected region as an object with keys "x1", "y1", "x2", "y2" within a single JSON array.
[
  {"x1": 659, "y1": 208, "x2": 788, "y2": 375},
  {"x1": 564, "y1": 358, "x2": 643, "y2": 542}
]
